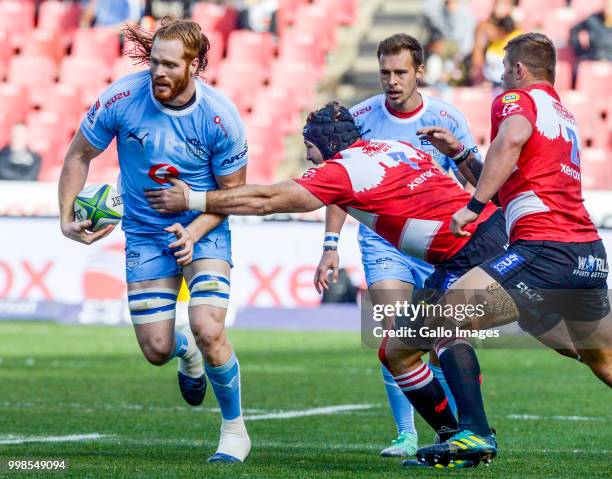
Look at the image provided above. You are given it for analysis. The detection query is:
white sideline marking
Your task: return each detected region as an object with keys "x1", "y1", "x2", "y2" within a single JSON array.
[
  {"x1": 244, "y1": 404, "x2": 375, "y2": 421},
  {"x1": 0, "y1": 433, "x2": 110, "y2": 445},
  {"x1": 507, "y1": 414, "x2": 607, "y2": 422}
]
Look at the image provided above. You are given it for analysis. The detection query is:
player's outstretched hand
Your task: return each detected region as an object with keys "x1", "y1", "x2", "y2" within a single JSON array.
[
  {"x1": 417, "y1": 126, "x2": 463, "y2": 158},
  {"x1": 314, "y1": 249, "x2": 340, "y2": 294},
  {"x1": 450, "y1": 206, "x2": 478, "y2": 237},
  {"x1": 166, "y1": 223, "x2": 194, "y2": 266},
  {"x1": 145, "y1": 177, "x2": 190, "y2": 213},
  {"x1": 61, "y1": 220, "x2": 115, "y2": 245}
]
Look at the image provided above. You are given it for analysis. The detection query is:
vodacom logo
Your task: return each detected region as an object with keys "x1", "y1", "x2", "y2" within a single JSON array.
[{"x1": 148, "y1": 164, "x2": 179, "y2": 184}]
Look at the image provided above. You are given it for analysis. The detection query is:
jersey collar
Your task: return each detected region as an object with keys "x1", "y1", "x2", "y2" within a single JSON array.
[
  {"x1": 150, "y1": 79, "x2": 201, "y2": 116},
  {"x1": 381, "y1": 94, "x2": 428, "y2": 124}
]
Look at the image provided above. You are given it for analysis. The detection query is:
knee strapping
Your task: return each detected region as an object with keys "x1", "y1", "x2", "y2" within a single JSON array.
[
  {"x1": 188, "y1": 270, "x2": 230, "y2": 309},
  {"x1": 128, "y1": 287, "x2": 178, "y2": 325}
]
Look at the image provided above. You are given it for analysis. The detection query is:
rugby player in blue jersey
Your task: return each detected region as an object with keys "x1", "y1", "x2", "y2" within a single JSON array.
[
  {"x1": 58, "y1": 18, "x2": 251, "y2": 463},
  {"x1": 314, "y1": 34, "x2": 479, "y2": 458}
]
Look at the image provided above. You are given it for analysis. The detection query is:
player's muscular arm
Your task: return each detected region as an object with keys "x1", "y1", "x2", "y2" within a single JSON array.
[
  {"x1": 183, "y1": 167, "x2": 247, "y2": 241},
  {"x1": 205, "y1": 181, "x2": 324, "y2": 215},
  {"x1": 58, "y1": 130, "x2": 115, "y2": 244},
  {"x1": 472, "y1": 115, "x2": 532, "y2": 203}
]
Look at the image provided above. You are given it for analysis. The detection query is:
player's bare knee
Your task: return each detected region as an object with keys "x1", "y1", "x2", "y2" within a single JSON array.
[
  {"x1": 382, "y1": 339, "x2": 423, "y2": 375},
  {"x1": 141, "y1": 334, "x2": 173, "y2": 365}
]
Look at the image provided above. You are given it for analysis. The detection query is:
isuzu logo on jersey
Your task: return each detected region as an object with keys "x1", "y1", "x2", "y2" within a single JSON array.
[
  {"x1": 105, "y1": 90, "x2": 130, "y2": 108},
  {"x1": 574, "y1": 255, "x2": 608, "y2": 278},
  {"x1": 148, "y1": 164, "x2": 179, "y2": 184},
  {"x1": 352, "y1": 105, "x2": 371, "y2": 117}
]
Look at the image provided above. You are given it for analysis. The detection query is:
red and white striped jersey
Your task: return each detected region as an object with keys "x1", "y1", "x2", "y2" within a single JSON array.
[
  {"x1": 293, "y1": 140, "x2": 497, "y2": 264},
  {"x1": 490, "y1": 83, "x2": 600, "y2": 243}
]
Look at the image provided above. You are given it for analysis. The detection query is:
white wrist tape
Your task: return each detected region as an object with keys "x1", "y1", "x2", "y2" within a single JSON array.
[
  {"x1": 323, "y1": 232, "x2": 340, "y2": 249},
  {"x1": 451, "y1": 145, "x2": 469, "y2": 161},
  {"x1": 189, "y1": 190, "x2": 207, "y2": 212}
]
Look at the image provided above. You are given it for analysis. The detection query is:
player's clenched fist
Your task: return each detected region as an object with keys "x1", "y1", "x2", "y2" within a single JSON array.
[
  {"x1": 145, "y1": 177, "x2": 190, "y2": 213},
  {"x1": 61, "y1": 219, "x2": 115, "y2": 245}
]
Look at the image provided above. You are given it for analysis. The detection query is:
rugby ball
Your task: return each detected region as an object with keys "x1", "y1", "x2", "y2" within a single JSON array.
[{"x1": 74, "y1": 184, "x2": 123, "y2": 231}]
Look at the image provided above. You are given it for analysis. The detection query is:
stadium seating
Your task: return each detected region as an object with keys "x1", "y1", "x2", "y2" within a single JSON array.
[
  {"x1": 0, "y1": 0, "x2": 35, "y2": 49},
  {"x1": 0, "y1": 112, "x2": 10, "y2": 148},
  {"x1": 317, "y1": 0, "x2": 358, "y2": 26},
  {"x1": 294, "y1": 3, "x2": 338, "y2": 53},
  {"x1": 576, "y1": 61, "x2": 611, "y2": 108},
  {"x1": 192, "y1": 2, "x2": 238, "y2": 43},
  {"x1": 542, "y1": 8, "x2": 578, "y2": 47},
  {"x1": 38, "y1": 83, "x2": 83, "y2": 126},
  {"x1": 38, "y1": 1, "x2": 81, "y2": 33},
  {"x1": 112, "y1": 57, "x2": 147, "y2": 82},
  {"x1": 60, "y1": 56, "x2": 112, "y2": 92},
  {"x1": 72, "y1": 28, "x2": 121, "y2": 65},
  {"x1": 555, "y1": 60, "x2": 573, "y2": 92},
  {"x1": 278, "y1": 31, "x2": 326, "y2": 77},
  {"x1": 21, "y1": 29, "x2": 66, "y2": 63},
  {"x1": 581, "y1": 148, "x2": 612, "y2": 190},
  {"x1": 8, "y1": 55, "x2": 58, "y2": 93},
  {"x1": 0, "y1": 83, "x2": 28, "y2": 125},
  {"x1": 226, "y1": 30, "x2": 275, "y2": 69},
  {"x1": 450, "y1": 87, "x2": 492, "y2": 146}
]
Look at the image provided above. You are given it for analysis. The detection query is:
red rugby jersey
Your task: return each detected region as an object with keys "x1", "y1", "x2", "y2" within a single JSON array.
[
  {"x1": 490, "y1": 83, "x2": 599, "y2": 243},
  {"x1": 293, "y1": 140, "x2": 497, "y2": 264}
]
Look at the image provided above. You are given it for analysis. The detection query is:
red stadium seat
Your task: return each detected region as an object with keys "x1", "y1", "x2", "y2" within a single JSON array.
[
  {"x1": 294, "y1": 4, "x2": 337, "y2": 53},
  {"x1": 0, "y1": 1, "x2": 35, "y2": 49},
  {"x1": 279, "y1": 31, "x2": 325, "y2": 75},
  {"x1": 38, "y1": 83, "x2": 83, "y2": 127},
  {"x1": 576, "y1": 61, "x2": 611, "y2": 104},
  {"x1": 227, "y1": 30, "x2": 275, "y2": 69},
  {"x1": 38, "y1": 1, "x2": 81, "y2": 33},
  {"x1": 555, "y1": 60, "x2": 572, "y2": 92},
  {"x1": 60, "y1": 56, "x2": 112, "y2": 89},
  {"x1": 21, "y1": 29, "x2": 66, "y2": 63},
  {"x1": 8, "y1": 55, "x2": 58, "y2": 92},
  {"x1": 0, "y1": 29, "x2": 13, "y2": 69},
  {"x1": 450, "y1": 87, "x2": 493, "y2": 146},
  {"x1": 252, "y1": 87, "x2": 301, "y2": 135},
  {"x1": 217, "y1": 61, "x2": 269, "y2": 108},
  {"x1": 246, "y1": 120, "x2": 285, "y2": 168},
  {"x1": 542, "y1": 8, "x2": 578, "y2": 47},
  {"x1": 277, "y1": 0, "x2": 308, "y2": 36},
  {"x1": 0, "y1": 112, "x2": 11, "y2": 148},
  {"x1": 0, "y1": 83, "x2": 29, "y2": 124},
  {"x1": 72, "y1": 28, "x2": 121, "y2": 65},
  {"x1": 581, "y1": 148, "x2": 612, "y2": 190},
  {"x1": 192, "y1": 2, "x2": 238, "y2": 43},
  {"x1": 112, "y1": 57, "x2": 147, "y2": 81},
  {"x1": 204, "y1": 29, "x2": 224, "y2": 73},
  {"x1": 269, "y1": 60, "x2": 317, "y2": 110},
  {"x1": 316, "y1": 0, "x2": 357, "y2": 25},
  {"x1": 27, "y1": 110, "x2": 73, "y2": 150}
]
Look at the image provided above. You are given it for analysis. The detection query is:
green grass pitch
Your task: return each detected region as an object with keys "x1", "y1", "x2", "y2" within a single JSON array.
[{"x1": 0, "y1": 321, "x2": 610, "y2": 478}]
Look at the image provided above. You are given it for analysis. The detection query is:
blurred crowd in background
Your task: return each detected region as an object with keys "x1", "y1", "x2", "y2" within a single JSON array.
[{"x1": 0, "y1": 0, "x2": 609, "y2": 187}]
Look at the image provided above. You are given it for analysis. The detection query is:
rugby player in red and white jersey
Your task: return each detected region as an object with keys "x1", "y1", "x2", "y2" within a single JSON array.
[
  {"x1": 411, "y1": 33, "x2": 611, "y2": 467},
  {"x1": 146, "y1": 101, "x2": 512, "y2": 467}
]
